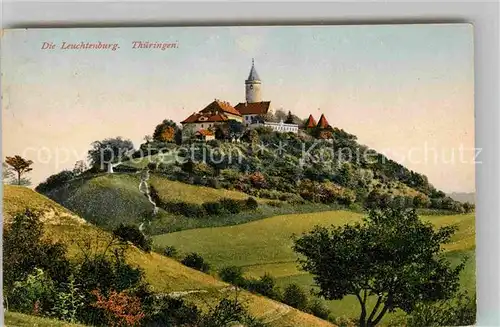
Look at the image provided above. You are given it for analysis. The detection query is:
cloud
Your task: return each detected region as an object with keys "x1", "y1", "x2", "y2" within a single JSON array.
[{"x1": 231, "y1": 27, "x2": 267, "y2": 54}]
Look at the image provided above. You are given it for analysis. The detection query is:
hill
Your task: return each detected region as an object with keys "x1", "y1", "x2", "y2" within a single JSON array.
[
  {"x1": 3, "y1": 185, "x2": 335, "y2": 327},
  {"x1": 40, "y1": 173, "x2": 264, "y2": 231},
  {"x1": 448, "y1": 192, "x2": 476, "y2": 204},
  {"x1": 153, "y1": 209, "x2": 475, "y2": 324}
]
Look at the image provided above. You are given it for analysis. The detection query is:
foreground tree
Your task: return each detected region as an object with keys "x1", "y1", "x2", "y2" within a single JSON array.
[
  {"x1": 3, "y1": 162, "x2": 15, "y2": 183},
  {"x1": 5, "y1": 155, "x2": 34, "y2": 186},
  {"x1": 293, "y1": 207, "x2": 465, "y2": 327}
]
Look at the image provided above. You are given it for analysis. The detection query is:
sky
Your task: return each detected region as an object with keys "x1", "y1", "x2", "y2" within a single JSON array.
[{"x1": 1, "y1": 24, "x2": 475, "y2": 192}]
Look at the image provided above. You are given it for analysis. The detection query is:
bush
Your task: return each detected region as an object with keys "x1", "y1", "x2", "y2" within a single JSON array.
[
  {"x1": 141, "y1": 294, "x2": 201, "y2": 326},
  {"x1": 407, "y1": 291, "x2": 476, "y2": 327},
  {"x1": 207, "y1": 139, "x2": 221, "y2": 147},
  {"x1": 9, "y1": 268, "x2": 56, "y2": 315},
  {"x1": 75, "y1": 249, "x2": 145, "y2": 325},
  {"x1": 219, "y1": 198, "x2": 242, "y2": 214},
  {"x1": 307, "y1": 298, "x2": 331, "y2": 320},
  {"x1": 90, "y1": 289, "x2": 145, "y2": 327},
  {"x1": 162, "y1": 201, "x2": 206, "y2": 218},
  {"x1": 113, "y1": 224, "x2": 152, "y2": 252},
  {"x1": 246, "y1": 274, "x2": 281, "y2": 300},
  {"x1": 282, "y1": 283, "x2": 309, "y2": 311},
  {"x1": 200, "y1": 297, "x2": 265, "y2": 327},
  {"x1": 219, "y1": 266, "x2": 246, "y2": 287},
  {"x1": 163, "y1": 245, "x2": 179, "y2": 258},
  {"x1": 51, "y1": 275, "x2": 85, "y2": 323},
  {"x1": 181, "y1": 253, "x2": 210, "y2": 273},
  {"x1": 245, "y1": 197, "x2": 259, "y2": 210},
  {"x1": 202, "y1": 201, "x2": 223, "y2": 215}
]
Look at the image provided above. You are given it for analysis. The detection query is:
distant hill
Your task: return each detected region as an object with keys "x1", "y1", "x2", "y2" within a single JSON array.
[
  {"x1": 3, "y1": 185, "x2": 333, "y2": 327},
  {"x1": 448, "y1": 192, "x2": 476, "y2": 204}
]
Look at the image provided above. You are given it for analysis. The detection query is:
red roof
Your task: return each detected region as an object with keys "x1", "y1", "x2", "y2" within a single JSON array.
[
  {"x1": 200, "y1": 100, "x2": 241, "y2": 117},
  {"x1": 317, "y1": 114, "x2": 330, "y2": 129},
  {"x1": 305, "y1": 114, "x2": 317, "y2": 128},
  {"x1": 196, "y1": 129, "x2": 214, "y2": 136},
  {"x1": 234, "y1": 101, "x2": 271, "y2": 115},
  {"x1": 181, "y1": 112, "x2": 229, "y2": 124}
]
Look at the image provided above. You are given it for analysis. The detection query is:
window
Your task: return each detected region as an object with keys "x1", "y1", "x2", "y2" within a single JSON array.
[{"x1": 201, "y1": 124, "x2": 204, "y2": 128}]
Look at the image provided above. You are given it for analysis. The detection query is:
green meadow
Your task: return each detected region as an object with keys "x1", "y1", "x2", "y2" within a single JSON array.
[{"x1": 153, "y1": 210, "x2": 475, "y2": 324}]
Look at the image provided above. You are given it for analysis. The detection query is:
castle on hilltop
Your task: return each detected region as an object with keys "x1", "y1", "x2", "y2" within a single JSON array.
[{"x1": 180, "y1": 60, "x2": 331, "y2": 141}]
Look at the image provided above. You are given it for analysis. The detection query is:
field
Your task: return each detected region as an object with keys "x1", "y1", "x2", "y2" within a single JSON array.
[
  {"x1": 154, "y1": 210, "x2": 476, "y2": 324},
  {"x1": 3, "y1": 185, "x2": 335, "y2": 327}
]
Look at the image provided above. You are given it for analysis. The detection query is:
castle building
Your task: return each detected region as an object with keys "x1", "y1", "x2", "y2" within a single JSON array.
[
  {"x1": 180, "y1": 60, "x2": 300, "y2": 140},
  {"x1": 180, "y1": 99, "x2": 242, "y2": 140},
  {"x1": 235, "y1": 59, "x2": 272, "y2": 126},
  {"x1": 245, "y1": 59, "x2": 262, "y2": 103}
]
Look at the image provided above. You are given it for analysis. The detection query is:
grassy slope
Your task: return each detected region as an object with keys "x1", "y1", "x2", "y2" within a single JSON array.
[
  {"x1": 4, "y1": 311, "x2": 87, "y2": 327},
  {"x1": 154, "y1": 210, "x2": 475, "y2": 324},
  {"x1": 149, "y1": 174, "x2": 256, "y2": 204},
  {"x1": 3, "y1": 185, "x2": 334, "y2": 327},
  {"x1": 42, "y1": 173, "x2": 266, "y2": 231}
]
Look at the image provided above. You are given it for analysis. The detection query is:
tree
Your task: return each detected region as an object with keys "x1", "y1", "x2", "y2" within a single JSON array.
[
  {"x1": 73, "y1": 160, "x2": 88, "y2": 176},
  {"x1": 143, "y1": 135, "x2": 153, "y2": 144},
  {"x1": 293, "y1": 207, "x2": 465, "y2": 327},
  {"x1": 285, "y1": 111, "x2": 294, "y2": 124},
  {"x1": 87, "y1": 137, "x2": 134, "y2": 170},
  {"x1": 3, "y1": 162, "x2": 14, "y2": 183},
  {"x1": 3, "y1": 209, "x2": 71, "y2": 292},
  {"x1": 228, "y1": 120, "x2": 244, "y2": 139},
  {"x1": 152, "y1": 119, "x2": 179, "y2": 143},
  {"x1": 113, "y1": 224, "x2": 152, "y2": 252},
  {"x1": 160, "y1": 126, "x2": 176, "y2": 142},
  {"x1": 5, "y1": 155, "x2": 34, "y2": 186}
]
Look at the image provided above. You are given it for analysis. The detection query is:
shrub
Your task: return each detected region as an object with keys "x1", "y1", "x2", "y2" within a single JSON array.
[
  {"x1": 75, "y1": 249, "x2": 145, "y2": 325},
  {"x1": 246, "y1": 274, "x2": 281, "y2": 300},
  {"x1": 202, "y1": 201, "x2": 223, "y2": 215},
  {"x1": 113, "y1": 224, "x2": 152, "y2": 252},
  {"x1": 249, "y1": 172, "x2": 267, "y2": 189},
  {"x1": 141, "y1": 294, "x2": 201, "y2": 326},
  {"x1": 200, "y1": 297, "x2": 265, "y2": 327},
  {"x1": 282, "y1": 283, "x2": 309, "y2": 311},
  {"x1": 219, "y1": 266, "x2": 246, "y2": 287},
  {"x1": 163, "y1": 201, "x2": 206, "y2": 218},
  {"x1": 147, "y1": 162, "x2": 157, "y2": 171},
  {"x1": 207, "y1": 177, "x2": 221, "y2": 189},
  {"x1": 207, "y1": 139, "x2": 221, "y2": 147},
  {"x1": 245, "y1": 197, "x2": 259, "y2": 210},
  {"x1": 307, "y1": 298, "x2": 331, "y2": 320},
  {"x1": 9, "y1": 268, "x2": 56, "y2": 315},
  {"x1": 91, "y1": 289, "x2": 145, "y2": 327},
  {"x1": 51, "y1": 274, "x2": 85, "y2": 323},
  {"x1": 163, "y1": 245, "x2": 179, "y2": 258},
  {"x1": 181, "y1": 253, "x2": 210, "y2": 273},
  {"x1": 407, "y1": 291, "x2": 476, "y2": 327},
  {"x1": 219, "y1": 198, "x2": 242, "y2": 214},
  {"x1": 267, "y1": 201, "x2": 283, "y2": 208}
]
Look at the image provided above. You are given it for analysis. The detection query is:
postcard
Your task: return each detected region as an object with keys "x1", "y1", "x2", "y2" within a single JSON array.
[{"x1": 2, "y1": 25, "x2": 475, "y2": 327}]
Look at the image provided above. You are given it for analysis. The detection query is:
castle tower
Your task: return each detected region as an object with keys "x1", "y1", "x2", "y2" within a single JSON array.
[{"x1": 245, "y1": 59, "x2": 262, "y2": 103}]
